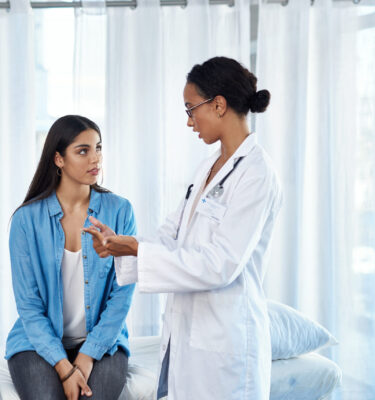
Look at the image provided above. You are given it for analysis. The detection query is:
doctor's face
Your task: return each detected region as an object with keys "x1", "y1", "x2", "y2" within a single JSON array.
[
  {"x1": 55, "y1": 129, "x2": 102, "y2": 187},
  {"x1": 183, "y1": 83, "x2": 221, "y2": 145}
]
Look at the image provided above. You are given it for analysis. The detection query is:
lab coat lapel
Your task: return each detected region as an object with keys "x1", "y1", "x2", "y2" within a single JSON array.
[
  {"x1": 202, "y1": 134, "x2": 257, "y2": 199},
  {"x1": 177, "y1": 134, "x2": 257, "y2": 244},
  {"x1": 176, "y1": 151, "x2": 219, "y2": 244}
]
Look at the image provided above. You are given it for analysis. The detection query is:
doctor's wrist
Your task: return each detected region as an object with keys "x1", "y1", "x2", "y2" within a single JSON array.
[{"x1": 130, "y1": 237, "x2": 138, "y2": 256}]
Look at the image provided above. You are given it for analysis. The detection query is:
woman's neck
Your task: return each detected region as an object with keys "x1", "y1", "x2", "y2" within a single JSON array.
[
  {"x1": 56, "y1": 179, "x2": 90, "y2": 213},
  {"x1": 219, "y1": 116, "x2": 250, "y2": 161}
]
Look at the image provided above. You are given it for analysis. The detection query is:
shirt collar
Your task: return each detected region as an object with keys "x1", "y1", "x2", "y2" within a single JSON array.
[
  {"x1": 232, "y1": 132, "x2": 257, "y2": 160},
  {"x1": 46, "y1": 188, "x2": 101, "y2": 217},
  {"x1": 207, "y1": 132, "x2": 258, "y2": 166}
]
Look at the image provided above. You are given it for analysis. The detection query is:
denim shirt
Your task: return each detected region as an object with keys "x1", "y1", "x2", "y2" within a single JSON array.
[{"x1": 5, "y1": 189, "x2": 136, "y2": 366}]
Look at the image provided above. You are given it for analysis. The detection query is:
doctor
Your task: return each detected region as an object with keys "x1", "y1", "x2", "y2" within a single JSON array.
[{"x1": 84, "y1": 56, "x2": 282, "y2": 400}]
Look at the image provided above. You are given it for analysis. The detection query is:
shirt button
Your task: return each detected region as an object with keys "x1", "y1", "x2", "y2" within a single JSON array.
[
  {"x1": 82, "y1": 231, "x2": 85, "y2": 236},
  {"x1": 86, "y1": 305, "x2": 90, "y2": 309},
  {"x1": 162, "y1": 345, "x2": 166, "y2": 351},
  {"x1": 83, "y1": 255, "x2": 87, "y2": 259},
  {"x1": 85, "y1": 280, "x2": 89, "y2": 284}
]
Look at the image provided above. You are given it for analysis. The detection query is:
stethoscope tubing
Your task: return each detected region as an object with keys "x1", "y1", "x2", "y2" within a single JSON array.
[
  {"x1": 175, "y1": 184, "x2": 193, "y2": 240},
  {"x1": 174, "y1": 156, "x2": 244, "y2": 240},
  {"x1": 216, "y1": 156, "x2": 244, "y2": 188}
]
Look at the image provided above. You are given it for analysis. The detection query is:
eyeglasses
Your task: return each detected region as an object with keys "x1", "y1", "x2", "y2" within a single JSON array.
[{"x1": 185, "y1": 98, "x2": 214, "y2": 118}]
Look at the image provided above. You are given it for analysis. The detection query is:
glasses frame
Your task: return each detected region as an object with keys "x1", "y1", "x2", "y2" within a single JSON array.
[{"x1": 185, "y1": 97, "x2": 214, "y2": 118}]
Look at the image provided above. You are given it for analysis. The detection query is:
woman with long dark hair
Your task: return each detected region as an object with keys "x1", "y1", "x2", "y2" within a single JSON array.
[
  {"x1": 6, "y1": 115, "x2": 136, "y2": 400},
  {"x1": 85, "y1": 57, "x2": 283, "y2": 399}
]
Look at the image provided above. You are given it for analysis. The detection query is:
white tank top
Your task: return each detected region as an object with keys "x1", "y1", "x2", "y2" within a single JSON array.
[{"x1": 61, "y1": 249, "x2": 87, "y2": 349}]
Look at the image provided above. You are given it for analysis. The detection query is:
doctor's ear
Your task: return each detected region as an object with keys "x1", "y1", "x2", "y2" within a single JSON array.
[
  {"x1": 54, "y1": 151, "x2": 64, "y2": 168},
  {"x1": 214, "y1": 95, "x2": 227, "y2": 118}
]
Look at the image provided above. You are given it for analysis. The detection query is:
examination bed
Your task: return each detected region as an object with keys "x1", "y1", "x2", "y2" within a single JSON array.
[
  {"x1": 0, "y1": 300, "x2": 342, "y2": 399},
  {"x1": 0, "y1": 335, "x2": 341, "y2": 400}
]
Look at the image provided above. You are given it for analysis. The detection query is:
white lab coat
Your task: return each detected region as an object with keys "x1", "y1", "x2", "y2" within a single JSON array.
[{"x1": 115, "y1": 133, "x2": 282, "y2": 400}]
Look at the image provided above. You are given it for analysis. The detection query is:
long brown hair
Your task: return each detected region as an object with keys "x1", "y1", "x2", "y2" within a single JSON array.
[{"x1": 15, "y1": 115, "x2": 109, "y2": 213}]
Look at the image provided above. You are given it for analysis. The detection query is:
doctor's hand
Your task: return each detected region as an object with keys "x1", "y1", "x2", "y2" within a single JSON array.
[
  {"x1": 82, "y1": 216, "x2": 116, "y2": 258},
  {"x1": 83, "y1": 217, "x2": 138, "y2": 257},
  {"x1": 100, "y1": 234, "x2": 139, "y2": 257}
]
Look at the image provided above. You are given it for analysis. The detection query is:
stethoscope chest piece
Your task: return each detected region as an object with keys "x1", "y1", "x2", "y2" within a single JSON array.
[
  {"x1": 206, "y1": 156, "x2": 245, "y2": 199},
  {"x1": 207, "y1": 184, "x2": 224, "y2": 199},
  {"x1": 175, "y1": 156, "x2": 245, "y2": 240}
]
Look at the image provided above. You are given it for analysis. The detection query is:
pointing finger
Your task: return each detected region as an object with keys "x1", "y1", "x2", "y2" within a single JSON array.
[
  {"x1": 82, "y1": 227, "x2": 105, "y2": 245},
  {"x1": 88, "y1": 216, "x2": 107, "y2": 232}
]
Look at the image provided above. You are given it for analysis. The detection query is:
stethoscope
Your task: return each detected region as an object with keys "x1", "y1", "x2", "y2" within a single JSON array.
[{"x1": 174, "y1": 156, "x2": 245, "y2": 240}]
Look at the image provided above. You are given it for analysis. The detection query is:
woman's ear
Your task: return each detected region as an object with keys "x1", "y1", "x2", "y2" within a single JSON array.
[
  {"x1": 54, "y1": 152, "x2": 64, "y2": 168},
  {"x1": 214, "y1": 95, "x2": 227, "y2": 118}
]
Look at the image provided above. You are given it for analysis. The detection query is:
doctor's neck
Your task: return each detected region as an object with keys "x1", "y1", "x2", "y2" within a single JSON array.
[{"x1": 219, "y1": 114, "x2": 250, "y2": 161}]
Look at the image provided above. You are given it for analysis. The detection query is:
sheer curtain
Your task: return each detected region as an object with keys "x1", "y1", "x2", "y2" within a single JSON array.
[
  {"x1": 0, "y1": 0, "x2": 251, "y2": 343},
  {"x1": 73, "y1": 0, "x2": 106, "y2": 125},
  {"x1": 257, "y1": 0, "x2": 373, "y2": 397},
  {"x1": 105, "y1": 0, "x2": 251, "y2": 335},
  {"x1": 3, "y1": 5, "x2": 371, "y2": 396},
  {"x1": 0, "y1": 0, "x2": 36, "y2": 347}
]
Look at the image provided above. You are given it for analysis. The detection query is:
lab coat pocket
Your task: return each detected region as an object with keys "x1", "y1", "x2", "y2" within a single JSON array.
[
  {"x1": 189, "y1": 292, "x2": 247, "y2": 355},
  {"x1": 196, "y1": 197, "x2": 227, "y2": 223}
]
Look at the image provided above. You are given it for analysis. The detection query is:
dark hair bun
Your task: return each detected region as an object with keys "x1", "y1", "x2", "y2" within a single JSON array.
[
  {"x1": 187, "y1": 56, "x2": 271, "y2": 116},
  {"x1": 249, "y1": 90, "x2": 271, "y2": 113}
]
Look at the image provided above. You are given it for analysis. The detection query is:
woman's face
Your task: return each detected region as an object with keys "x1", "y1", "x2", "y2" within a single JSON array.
[
  {"x1": 55, "y1": 129, "x2": 102, "y2": 186},
  {"x1": 183, "y1": 83, "x2": 220, "y2": 145}
]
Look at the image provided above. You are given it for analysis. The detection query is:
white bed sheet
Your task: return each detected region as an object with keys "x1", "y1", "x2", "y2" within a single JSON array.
[{"x1": 1, "y1": 337, "x2": 341, "y2": 400}]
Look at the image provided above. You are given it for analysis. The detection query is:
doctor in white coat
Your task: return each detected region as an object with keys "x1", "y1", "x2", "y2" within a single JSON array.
[{"x1": 84, "y1": 56, "x2": 282, "y2": 400}]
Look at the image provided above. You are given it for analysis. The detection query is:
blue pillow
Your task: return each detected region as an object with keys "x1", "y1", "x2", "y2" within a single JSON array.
[
  {"x1": 268, "y1": 300, "x2": 338, "y2": 360},
  {"x1": 270, "y1": 352, "x2": 342, "y2": 400}
]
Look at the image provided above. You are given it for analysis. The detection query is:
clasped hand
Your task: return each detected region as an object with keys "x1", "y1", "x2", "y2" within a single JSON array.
[
  {"x1": 82, "y1": 216, "x2": 138, "y2": 257},
  {"x1": 55, "y1": 353, "x2": 93, "y2": 400}
]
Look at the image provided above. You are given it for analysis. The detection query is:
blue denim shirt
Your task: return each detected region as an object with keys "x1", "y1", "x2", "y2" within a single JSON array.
[{"x1": 5, "y1": 189, "x2": 136, "y2": 366}]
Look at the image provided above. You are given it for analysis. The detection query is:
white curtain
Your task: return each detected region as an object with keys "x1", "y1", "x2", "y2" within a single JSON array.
[
  {"x1": 257, "y1": 0, "x2": 373, "y2": 397},
  {"x1": 105, "y1": 0, "x2": 251, "y2": 335},
  {"x1": 73, "y1": 0, "x2": 106, "y2": 124},
  {"x1": 3, "y1": 5, "x2": 372, "y2": 397},
  {"x1": 0, "y1": 0, "x2": 36, "y2": 347},
  {"x1": 0, "y1": 0, "x2": 251, "y2": 343}
]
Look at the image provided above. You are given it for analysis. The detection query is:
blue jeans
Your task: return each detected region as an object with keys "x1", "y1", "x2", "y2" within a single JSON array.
[
  {"x1": 157, "y1": 340, "x2": 170, "y2": 399},
  {"x1": 8, "y1": 345, "x2": 128, "y2": 400}
]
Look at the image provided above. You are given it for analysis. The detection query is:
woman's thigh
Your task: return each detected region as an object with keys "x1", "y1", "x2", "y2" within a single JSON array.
[
  {"x1": 81, "y1": 349, "x2": 128, "y2": 400},
  {"x1": 8, "y1": 351, "x2": 66, "y2": 400}
]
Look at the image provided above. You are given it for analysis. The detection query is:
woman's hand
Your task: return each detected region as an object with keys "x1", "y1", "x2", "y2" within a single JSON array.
[
  {"x1": 83, "y1": 217, "x2": 138, "y2": 257},
  {"x1": 73, "y1": 352, "x2": 94, "y2": 384},
  {"x1": 55, "y1": 358, "x2": 92, "y2": 399},
  {"x1": 62, "y1": 367, "x2": 92, "y2": 400}
]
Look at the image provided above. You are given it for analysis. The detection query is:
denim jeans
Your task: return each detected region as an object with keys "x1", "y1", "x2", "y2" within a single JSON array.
[
  {"x1": 8, "y1": 345, "x2": 128, "y2": 400},
  {"x1": 157, "y1": 341, "x2": 170, "y2": 399}
]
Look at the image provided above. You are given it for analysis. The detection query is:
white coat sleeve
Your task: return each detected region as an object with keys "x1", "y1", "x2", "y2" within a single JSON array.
[
  {"x1": 115, "y1": 200, "x2": 184, "y2": 286},
  {"x1": 137, "y1": 169, "x2": 282, "y2": 293}
]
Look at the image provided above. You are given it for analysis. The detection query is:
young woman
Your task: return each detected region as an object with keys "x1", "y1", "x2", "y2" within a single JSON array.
[
  {"x1": 6, "y1": 115, "x2": 136, "y2": 400},
  {"x1": 85, "y1": 57, "x2": 283, "y2": 399}
]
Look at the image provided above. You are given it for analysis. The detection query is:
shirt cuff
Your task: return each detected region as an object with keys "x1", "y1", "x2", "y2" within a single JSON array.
[
  {"x1": 79, "y1": 340, "x2": 108, "y2": 361},
  {"x1": 114, "y1": 256, "x2": 138, "y2": 286},
  {"x1": 46, "y1": 346, "x2": 68, "y2": 367}
]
